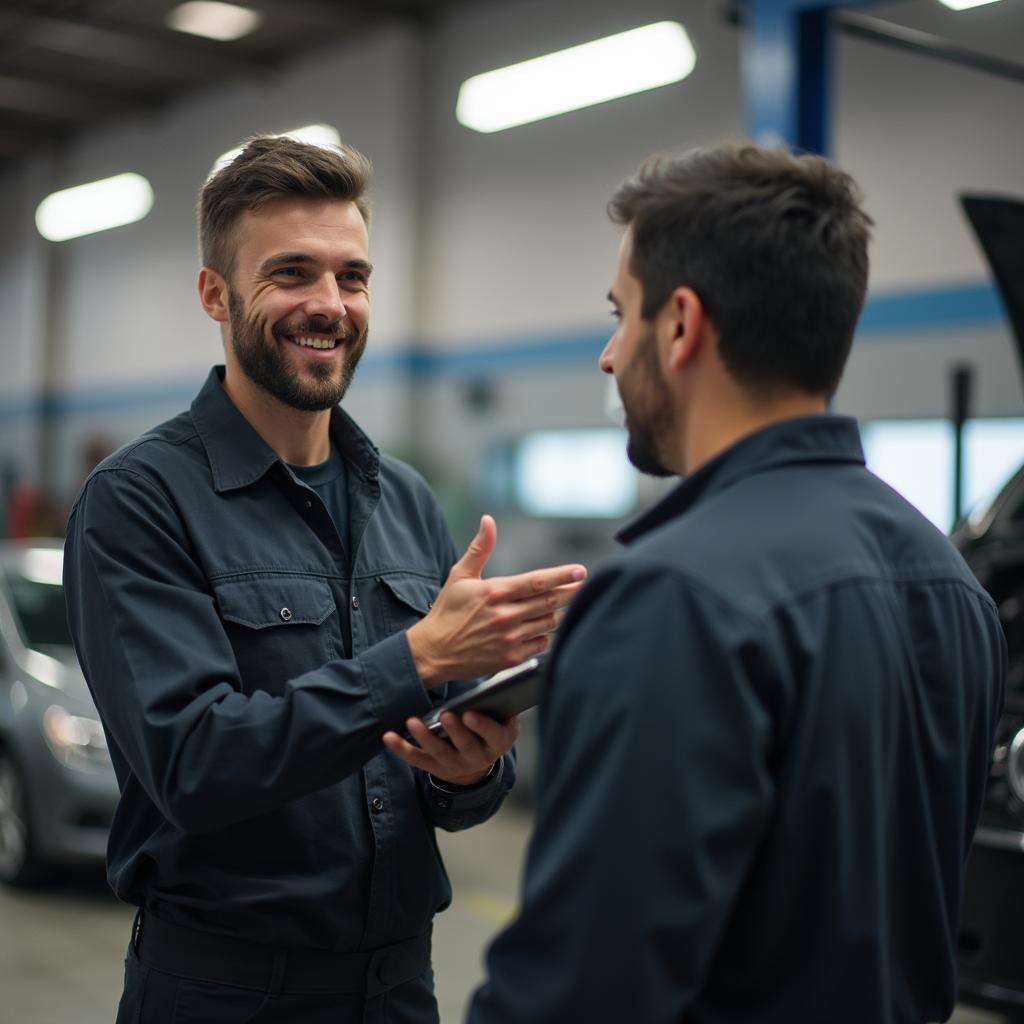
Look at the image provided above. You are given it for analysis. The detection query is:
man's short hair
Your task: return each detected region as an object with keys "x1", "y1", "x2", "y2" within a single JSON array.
[
  {"x1": 608, "y1": 143, "x2": 873, "y2": 399},
  {"x1": 198, "y1": 134, "x2": 373, "y2": 281}
]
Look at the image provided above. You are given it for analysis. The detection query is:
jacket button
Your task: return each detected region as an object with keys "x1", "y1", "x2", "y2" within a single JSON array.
[
  {"x1": 351, "y1": 596, "x2": 360, "y2": 610},
  {"x1": 279, "y1": 608, "x2": 293, "y2": 622},
  {"x1": 304, "y1": 499, "x2": 312, "y2": 509},
  {"x1": 371, "y1": 797, "x2": 385, "y2": 813}
]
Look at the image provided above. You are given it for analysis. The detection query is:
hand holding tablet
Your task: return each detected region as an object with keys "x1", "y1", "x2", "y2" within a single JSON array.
[{"x1": 419, "y1": 656, "x2": 545, "y2": 739}]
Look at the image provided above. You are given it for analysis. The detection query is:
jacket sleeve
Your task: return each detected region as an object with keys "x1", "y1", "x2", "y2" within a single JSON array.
[
  {"x1": 466, "y1": 560, "x2": 778, "y2": 1024},
  {"x1": 417, "y1": 748, "x2": 516, "y2": 832},
  {"x1": 65, "y1": 465, "x2": 432, "y2": 835}
]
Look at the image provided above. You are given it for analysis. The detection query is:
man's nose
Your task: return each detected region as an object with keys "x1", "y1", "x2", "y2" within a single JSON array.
[
  {"x1": 598, "y1": 336, "x2": 615, "y2": 375},
  {"x1": 305, "y1": 275, "x2": 346, "y2": 322}
]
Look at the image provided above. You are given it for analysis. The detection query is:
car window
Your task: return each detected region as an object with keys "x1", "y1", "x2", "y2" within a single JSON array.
[{"x1": 2, "y1": 571, "x2": 73, "y2": 649}]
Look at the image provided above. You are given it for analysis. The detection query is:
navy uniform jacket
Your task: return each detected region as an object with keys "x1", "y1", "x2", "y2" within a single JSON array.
[
  {"x1": 64, "y1": 366, "x2": 514, "y2": 954},
  {"x1": 469, "y1": 415, "x2": 1005, "y2": 1024}
]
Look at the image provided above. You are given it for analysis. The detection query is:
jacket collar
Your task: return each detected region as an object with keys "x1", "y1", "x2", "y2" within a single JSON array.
[
  {"x1": 617, "y1": 414, "x2": 865, "y2": 545},
  {"x1": 190, "y1": 366, "x2": 380, "y2": 493}
]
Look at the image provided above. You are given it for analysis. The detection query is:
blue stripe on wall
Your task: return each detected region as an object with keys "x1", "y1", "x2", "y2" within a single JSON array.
[
  {"x1": 856, "y1": 282, "x2": 1005, "y2": 335},
  {"x1": 0, "y1": 281, "x2": 1008, "y2": 422}
]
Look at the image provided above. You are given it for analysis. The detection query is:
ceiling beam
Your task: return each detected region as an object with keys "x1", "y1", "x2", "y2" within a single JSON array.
[
  {"x1": 8, "y1": 15, "x2": 277, "y2": 80},
  {"x1": 0, "y1": 72, "x2": 155, "y2": 121}
]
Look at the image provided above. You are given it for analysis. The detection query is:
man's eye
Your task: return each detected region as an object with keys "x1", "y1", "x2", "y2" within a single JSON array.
[
  {"x1": 340, "y1": 271, "x2": 366, "y2": 283},
  {"x1": 275, "y1": 267, "x2": 303, "y2": 278},
  {"x1": 610, "y1": 308, "x2": 622, "y2": 320}
]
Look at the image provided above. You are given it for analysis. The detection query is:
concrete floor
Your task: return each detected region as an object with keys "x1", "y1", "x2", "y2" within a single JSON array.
[{"x1": 0, "y1": 802, "x2": 1011, "y2": 1023}]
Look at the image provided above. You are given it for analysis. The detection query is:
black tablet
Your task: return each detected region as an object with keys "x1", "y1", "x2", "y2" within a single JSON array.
[{"x1": 419, "y1": 656, "x2": 545, "y2": 738}]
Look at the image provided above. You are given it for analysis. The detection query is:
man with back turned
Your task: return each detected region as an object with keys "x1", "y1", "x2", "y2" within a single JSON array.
[
  {"x1": 64, "y1": 135, "x2": 585, "y2": 1023},
  {"x1": 467, "y1": 143, "x2": 1006, "y2": 1023}
]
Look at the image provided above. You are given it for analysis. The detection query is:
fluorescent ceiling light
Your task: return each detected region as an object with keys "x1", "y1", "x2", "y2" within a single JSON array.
[
  {"x1": 211, "y1": 123, "x2": 342, "y2": 175},
  {"x1": 456, "y1": 21, "x2": 696, "y2": 133},
  {"x1": 167, "y1": 1, "x2": 263, "y2": 41},
  {"x1": 937, "y1": 0, "x2": 1004, "y2": 9},
  {"x1": 35, "y1": 173, "x2": 154, "y2": 242}
]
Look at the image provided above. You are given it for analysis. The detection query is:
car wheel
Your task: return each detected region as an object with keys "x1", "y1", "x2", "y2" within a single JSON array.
[{"x1": 0, "y1": 750, "x2": 47, "y2": 886}]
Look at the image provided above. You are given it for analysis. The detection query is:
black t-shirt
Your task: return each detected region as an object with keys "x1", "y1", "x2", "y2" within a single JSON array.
[{"x1": 291, "y1": 444, "x2": 350, "y2": 649}]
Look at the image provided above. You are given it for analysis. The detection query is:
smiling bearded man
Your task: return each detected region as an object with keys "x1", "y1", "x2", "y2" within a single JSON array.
[{"x1": 64, "y1": 134, "x2": 587, "y2": 1024}]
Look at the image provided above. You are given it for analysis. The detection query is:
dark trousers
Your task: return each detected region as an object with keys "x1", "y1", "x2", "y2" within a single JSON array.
[{"x1": 115, "y1": 914, "x2": 439, "y2": 1024}]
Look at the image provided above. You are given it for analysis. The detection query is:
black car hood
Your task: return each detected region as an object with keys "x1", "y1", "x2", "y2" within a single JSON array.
[{"x1": 960, "y1": 194, "x2": 1024, "y2": 390}]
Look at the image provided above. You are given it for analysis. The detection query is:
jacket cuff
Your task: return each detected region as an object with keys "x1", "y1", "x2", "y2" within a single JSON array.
[{"x1": 361, "y1": 629, "x2": 432, "y2": 728}]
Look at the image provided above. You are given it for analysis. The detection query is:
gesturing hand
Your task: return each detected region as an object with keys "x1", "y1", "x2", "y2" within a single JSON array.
[
  {"x1": 406, "y1": 515, "x2": 586, "y2": 688},
  {"x1": 382, "y1": 711, "x2": 519, "y2": 787}
]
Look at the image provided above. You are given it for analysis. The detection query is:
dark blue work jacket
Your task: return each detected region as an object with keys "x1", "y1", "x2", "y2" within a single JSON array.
[
  {"x1": 65, "y1": 367, "x2": 513, "y2": 953},
  {"x1": 470, "y1": 414, "x2": 1005, "y2": 1024}
]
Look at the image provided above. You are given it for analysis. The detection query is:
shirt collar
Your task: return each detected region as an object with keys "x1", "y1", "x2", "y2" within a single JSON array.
[
  {"x1": 190, "y1": 366, "x2": 380, "y2": 493},
  {"x1": 616, "y1": 414, "x2": 866, "y2": 545}
]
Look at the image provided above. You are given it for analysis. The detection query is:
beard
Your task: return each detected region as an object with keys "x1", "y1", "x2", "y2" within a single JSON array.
[
  {"x1": 619, "y1": 323, "x2": 676, "y2": 478},
  {"x1": 227, "y1": 289, "x2": 368, "y2": 412}
]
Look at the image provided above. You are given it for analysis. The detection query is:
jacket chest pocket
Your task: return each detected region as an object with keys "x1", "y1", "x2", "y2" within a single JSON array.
[
  {"x1": 212, "y1": 576, "x2": 338, "y2": 694},
  {"x1": 375, "y1": 574, "x2": 440, "y2": 636}
]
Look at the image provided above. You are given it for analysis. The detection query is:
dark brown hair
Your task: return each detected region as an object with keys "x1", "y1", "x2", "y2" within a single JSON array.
[
  {"x1": 608, "y1": 143, "x2": 873, "y2": 399},
  {"x1": 198, "y1": 134, "x2": 373, "y2": 280}
]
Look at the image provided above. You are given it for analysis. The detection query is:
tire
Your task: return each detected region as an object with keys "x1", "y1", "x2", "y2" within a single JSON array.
[{"x1": 0, "y1": 749, "x2": 48, "y2": 886}]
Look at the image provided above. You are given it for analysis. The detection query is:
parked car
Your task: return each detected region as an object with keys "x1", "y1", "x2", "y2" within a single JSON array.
[
  {"x1": 0, "y1": 539, "x2": 118, "y2": 885},
  {"x1": 952, "y1": 194, "x2": 1024, "y2": 1020}
]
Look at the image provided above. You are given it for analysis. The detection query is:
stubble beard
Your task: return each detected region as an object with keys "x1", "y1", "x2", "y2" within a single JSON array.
[
  {"x1": 227, "y1": 289, "x2": 368, "y2": 412},
  {"x1": 620, "y1": 324, "x2": 676, "y2": 478}
]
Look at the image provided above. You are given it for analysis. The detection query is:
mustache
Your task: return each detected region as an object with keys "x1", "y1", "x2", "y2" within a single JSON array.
[{"x1": 271, "y1": 316, "x2": 360, "y2": 343}]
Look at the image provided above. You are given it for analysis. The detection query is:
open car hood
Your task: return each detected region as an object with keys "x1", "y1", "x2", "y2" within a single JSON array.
[{"x1": 960, "y1": 194, "x2": 1024, "y2": 390}]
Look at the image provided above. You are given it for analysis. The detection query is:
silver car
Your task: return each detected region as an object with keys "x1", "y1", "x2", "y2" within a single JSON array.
[{"x1": 0, "y1": 539, "x2": 118, "y2": 885}]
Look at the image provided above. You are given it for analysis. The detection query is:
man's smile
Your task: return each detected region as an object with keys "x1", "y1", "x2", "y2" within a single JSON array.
[{"x1": 287, "y1": 332, "x2": 340, "y2": 351}]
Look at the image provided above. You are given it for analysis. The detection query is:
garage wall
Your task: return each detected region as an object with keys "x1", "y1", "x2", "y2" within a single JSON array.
[{"x1": 0, "y1": 0, "x2": 1021, "y2": 546}]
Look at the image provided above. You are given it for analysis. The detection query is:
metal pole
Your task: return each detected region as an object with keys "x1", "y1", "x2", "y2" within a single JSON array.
[{"x1": 950, "y1": 364, "x2": 972, "y2": 530}]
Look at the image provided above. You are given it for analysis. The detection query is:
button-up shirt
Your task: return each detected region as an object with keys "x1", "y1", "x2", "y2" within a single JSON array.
[
  {"x1": 469, "y1": 414, "x2": 1005, "y2": 1024},
  {"x1": 65, "y1": 366, "x2": 513, "y2": 952}
]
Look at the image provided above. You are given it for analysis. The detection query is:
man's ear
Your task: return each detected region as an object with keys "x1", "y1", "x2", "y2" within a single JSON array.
[
  {"x1": 198, "y1": 267, "x2": 230, "y2": 323},
  {"x1": 665, "y1": 286, "x2": 704, "y2": 372}
]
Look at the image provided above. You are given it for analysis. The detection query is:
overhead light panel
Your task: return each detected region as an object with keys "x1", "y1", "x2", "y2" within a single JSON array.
[
  {"x1": 211, "y1": 123, "x2": 342, "y2": 175},
  {"x1": 167, "y1": 1, "x2": 263, "y2": 42},
  {"x1": 936, "y1": 0, "x2": 1004, "y2": 8},
  {"x1": 456, "y1": 21, "x2": 696, "y2": 134},
  {"x1": 35, "y1": 173, "x2": 154, "y2": 242}
]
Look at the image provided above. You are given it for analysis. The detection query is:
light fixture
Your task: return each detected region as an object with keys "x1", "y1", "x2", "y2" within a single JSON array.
[
  {"x1": 210, "y1": 123, "x2": 342, "y2": 175},
  {"x1": 936, "y1": 0, "x2": 1004, "y2": 9},
  {"x1": 35, "y1": 173, "x2": 154, "y2": 242},
  {"x1": 456, "y1": 21, "x2": 696, "y2": 134},
  {"x1": 167, "y1": 1, "x2": 263, "y2": 42}
]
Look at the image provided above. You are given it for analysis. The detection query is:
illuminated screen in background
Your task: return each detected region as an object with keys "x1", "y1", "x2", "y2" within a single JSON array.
[
  {"x1": 515, "y1": 429, "x2": 637, "y2": 517},
  {"x1": 861, "y1": 418, "x2": 1024, "y2": 533}
]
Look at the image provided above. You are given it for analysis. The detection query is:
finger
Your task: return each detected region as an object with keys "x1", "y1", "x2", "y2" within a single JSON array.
[
  {"x1": 381, "y1": 730, "x2": 435, "y2": 771},
  {"x1": 494, "y1": 564, "x2": 586, "y2": 603},
  {"x1": 508, "y1": 608, "x2": 562, "y2": 644},
  {"x1": 448, "y1": 514, "x2": 497, "y2": 581},
  {"x1": 461, "y1": 711, "x2": 519, "y2": 752},
  {"x1": 505, "y1": 584, "x2": 582, "y2": 622},
  {"x1": 405, "y1": 716, "x2": 459, "y2": 758},
  {"x1": 438, "y1": 712, "x2": 491, "y2": 756}
]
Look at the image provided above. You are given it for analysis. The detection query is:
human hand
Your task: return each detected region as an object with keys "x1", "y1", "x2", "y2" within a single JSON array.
[
  {"x1": 382, "y1": 710, "x2": 519, "y2": 787},
  {"x1": 406, "y1": 515, "x2": 586, "y2": 688}
]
